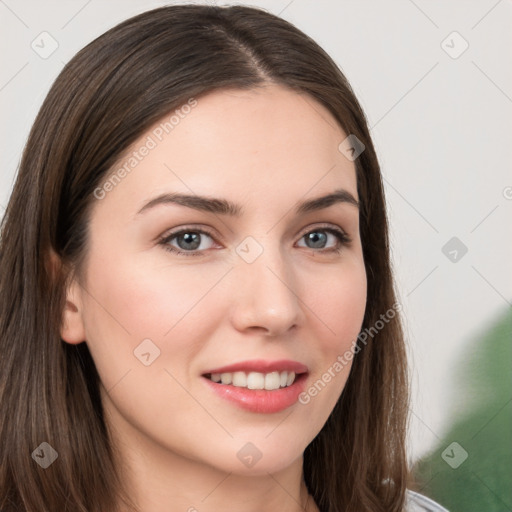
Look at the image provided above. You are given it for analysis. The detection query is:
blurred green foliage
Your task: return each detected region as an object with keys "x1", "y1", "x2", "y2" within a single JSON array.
[{"x1": 412, "y1": 307, "x2": 512, "y2": 512}]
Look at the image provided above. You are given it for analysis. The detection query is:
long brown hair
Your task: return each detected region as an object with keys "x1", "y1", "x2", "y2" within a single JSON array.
[{"x1": 0, "y1": 4, "x2": 414, "y2": 511}]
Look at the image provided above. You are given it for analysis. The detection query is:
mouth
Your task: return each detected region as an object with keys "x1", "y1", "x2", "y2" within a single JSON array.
[
  {"x1": 203, "y1": 370, "x2": 298, "y2": 390},
  {"x1": 201, "y1": 359, "x2": 309, "y2": 413}
]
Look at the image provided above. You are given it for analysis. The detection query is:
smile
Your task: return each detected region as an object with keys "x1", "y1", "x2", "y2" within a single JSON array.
[
  {"x1": 201, "y1": 360, "x2": 309, "y2": 413},
  {"x1": 206, "y1": 370, "x2": 296, "y2": 390}
]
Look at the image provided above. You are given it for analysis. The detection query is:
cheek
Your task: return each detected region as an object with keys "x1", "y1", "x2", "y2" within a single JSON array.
[
  {"x1": 311, "y1": 257, "x2": 367, "y2": 354},
  {"x1": 298, "y1": 257, "x2": 367, "y2": 408},
  {"x1": 79, "y1": 253, "x2": 236, "y2": 443},
  {"x1": 80, "y1": 248, "x2": 231, "y2": 380}
]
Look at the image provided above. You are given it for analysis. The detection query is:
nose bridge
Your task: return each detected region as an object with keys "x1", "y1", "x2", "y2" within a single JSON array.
[{"x1": 230, "y1": 235, "x2": 302, "y2": 335}]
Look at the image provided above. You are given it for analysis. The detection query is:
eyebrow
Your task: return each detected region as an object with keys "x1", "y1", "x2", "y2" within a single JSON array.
[{"x1": 136, "y1": 188, "x2": 359, "y2": 217}]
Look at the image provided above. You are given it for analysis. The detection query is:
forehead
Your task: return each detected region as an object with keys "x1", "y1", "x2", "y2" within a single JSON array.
[
  {"x1": 161, "y1": 84, "x2": 351, "y2": 170},
  {"x1": 98, "y1": 84, "x2": 358, "y2": 218}
]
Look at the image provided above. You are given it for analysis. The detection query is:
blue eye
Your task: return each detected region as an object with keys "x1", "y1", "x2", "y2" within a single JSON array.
[
  {"x1": 159, "y1": 225, "x2": 351, "y2": 257},
  {"x1": 297, "y1": 228, "x2": 351, "y2": 253},
  {"x1": 160, "y1": 228, "x2": 216, "y2": 257}
]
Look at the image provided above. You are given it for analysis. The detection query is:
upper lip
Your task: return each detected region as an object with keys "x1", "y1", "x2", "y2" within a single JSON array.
[{"x1": 203, "y1": 359, "x2": 308, "y2": 375}]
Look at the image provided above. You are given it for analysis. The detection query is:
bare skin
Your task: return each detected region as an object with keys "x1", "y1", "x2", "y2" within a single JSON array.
[{"x1": 60, "y1": 84, "x2": 367, "y2": 512}]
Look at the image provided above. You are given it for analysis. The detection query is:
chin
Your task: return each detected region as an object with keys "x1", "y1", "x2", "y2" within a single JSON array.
[{"x1": 206, "y1": 436, "x2": 307, "y2": 476}]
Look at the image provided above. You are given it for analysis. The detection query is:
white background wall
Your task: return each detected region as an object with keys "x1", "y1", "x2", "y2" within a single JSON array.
[{"x1": 1, "y1": 0, "x2": 511, "y2": 465}]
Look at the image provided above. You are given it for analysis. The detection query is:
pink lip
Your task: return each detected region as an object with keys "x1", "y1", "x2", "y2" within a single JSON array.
[
  {"x1": 201, "y1": 359, "x2": 309, "y2": 414},
  {"x1": 202, "y1": 373, "x2": 307, "y2": 414},
  {"x1": 203, "y1": 359, "x2": 308, "y2": 375}
]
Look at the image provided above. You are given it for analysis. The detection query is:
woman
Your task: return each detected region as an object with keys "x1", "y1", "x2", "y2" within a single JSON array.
[{"x1": 0, "y1": 4, "x2": 449, "y2": 511}]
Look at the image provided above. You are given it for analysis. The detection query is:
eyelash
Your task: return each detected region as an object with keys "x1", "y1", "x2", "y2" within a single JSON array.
[{"x1": 158, "y1": 224, "x2": 352, "y2": 257}]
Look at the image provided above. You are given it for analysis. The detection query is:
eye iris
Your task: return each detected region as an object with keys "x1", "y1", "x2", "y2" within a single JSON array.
[
  {"x1": 306, "y1": 231, "x2": 327, "y2": 249},
  {"x1": 178, "y1": 232, "x2": 201, "y2": 250}
]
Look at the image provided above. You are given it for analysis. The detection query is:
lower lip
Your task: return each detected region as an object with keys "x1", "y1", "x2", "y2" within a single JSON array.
[{"x1": 201, "y1": 374, "x2": 308, "y2": 413}]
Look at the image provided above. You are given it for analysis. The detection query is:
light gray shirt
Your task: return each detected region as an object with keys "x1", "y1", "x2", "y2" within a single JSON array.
[{"x1": 405, "y1": 489, "x2": 450, "y2": 511}]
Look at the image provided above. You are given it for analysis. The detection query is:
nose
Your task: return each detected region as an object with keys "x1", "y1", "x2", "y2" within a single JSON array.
[{"x1": 229, "y1": 242, "x2": 304, "y2": 337}]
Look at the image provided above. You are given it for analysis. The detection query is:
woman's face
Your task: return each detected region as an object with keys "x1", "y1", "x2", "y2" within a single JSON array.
[{"x1": 62, "y1": 84, "x2": 367, "y2": 476}]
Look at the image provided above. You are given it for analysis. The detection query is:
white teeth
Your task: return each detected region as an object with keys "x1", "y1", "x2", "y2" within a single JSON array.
[
  {"x1": 220, "y1": 372, "x2": 232, "y2": 385},
  {"x1": 265, "y1": 371, "x2": 281, "y2": 390},
  {"x1": 232, "y1": 371, "x2": 247, "y2": 387},
  {"x1": 207, "y1": 370, "x2": 297, "y2": 390},
  {"x1": 247, "y1": 372, "x2": 265, "y2": 389}
]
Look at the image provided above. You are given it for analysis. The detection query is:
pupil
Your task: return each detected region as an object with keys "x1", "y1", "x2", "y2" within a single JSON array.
[
  {"x1": 180, "y1": 232, "x2": 200, "y2": 250},
  {"x1": 307, "y1": 232, "x2": 326, "y2": 248}
]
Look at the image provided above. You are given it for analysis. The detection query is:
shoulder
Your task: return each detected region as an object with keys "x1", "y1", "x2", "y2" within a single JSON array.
[{"x1": 404, "y1": 489, "x2": 450, "y2": 512}]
